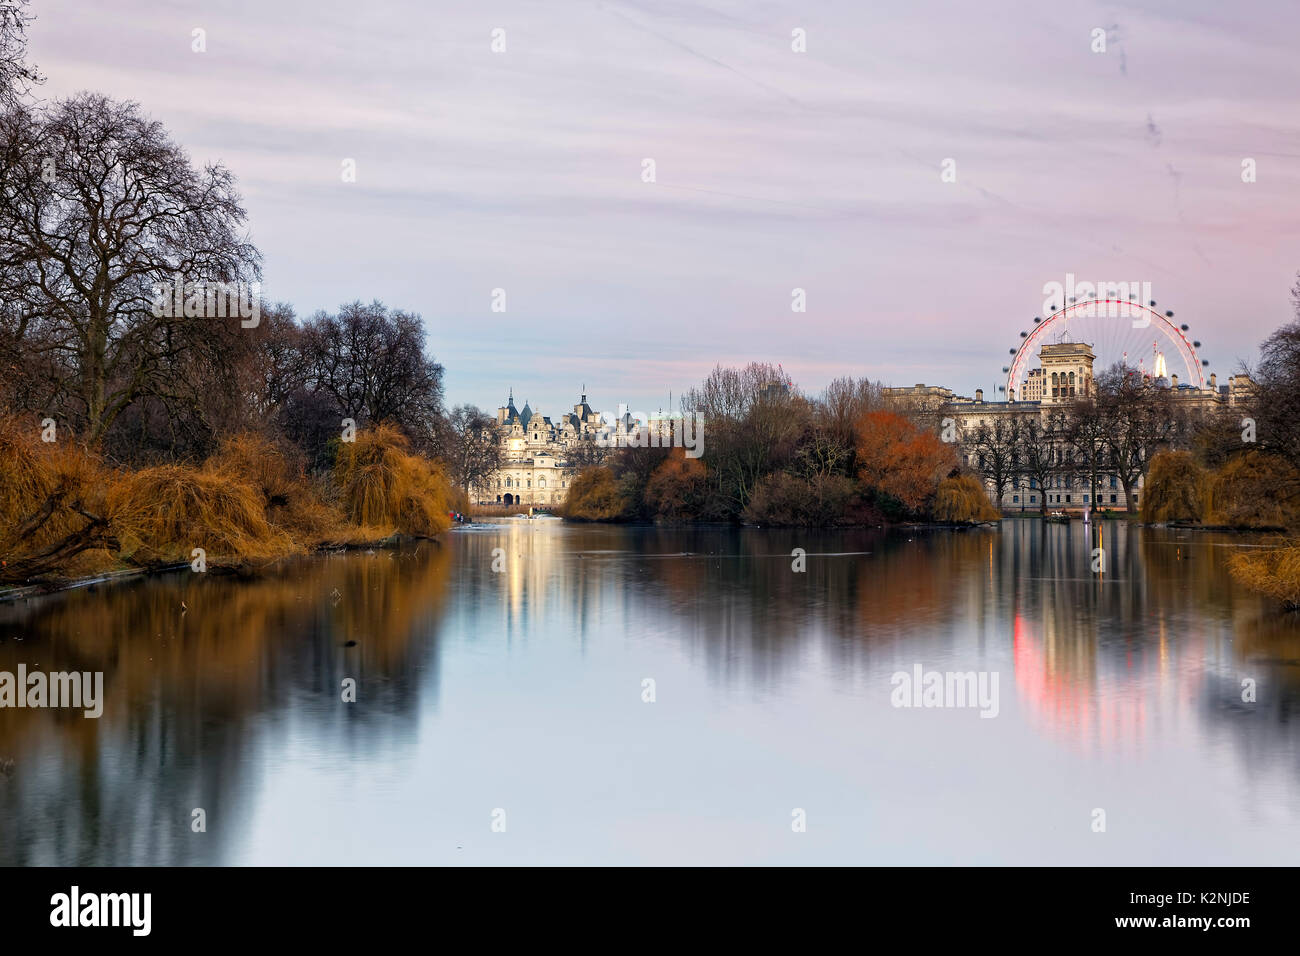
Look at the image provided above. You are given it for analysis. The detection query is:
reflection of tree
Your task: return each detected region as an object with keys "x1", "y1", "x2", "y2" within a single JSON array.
[{"x1": 0, "y1": 541, "x2": 451, "y2": 865}]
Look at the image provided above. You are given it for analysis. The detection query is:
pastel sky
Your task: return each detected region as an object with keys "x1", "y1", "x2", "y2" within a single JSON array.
[{"x1": 25, "y1": 0, "x2": 1300, "y2": 418}]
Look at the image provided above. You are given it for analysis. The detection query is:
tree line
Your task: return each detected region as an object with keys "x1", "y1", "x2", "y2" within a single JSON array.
[
  {"x1": 563, "y1": 363, "x2": 998, "y2": 526},
  {"x1": 0, "y1": 6, "x2": 496, "y2": 583}
]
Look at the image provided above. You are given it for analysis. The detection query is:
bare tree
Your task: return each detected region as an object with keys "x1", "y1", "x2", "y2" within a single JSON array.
[
  {"x1": 300, "y1": 301, "x2": 444, "y2": 446},
  {"x1": 1096, "y1": 364, "x2": 1185, "y2": 513},
  {"x1": 1062, "y1": 395, "x2": 1109, "y2": 509},
  {"x1": 681, "y1": 362, "x2": 804, "y2": 512},
  {"x1": 0, "y1": 0, "x2": 41, "y2": 107},
  {"x1": 1250, "y1": 302, "x2": 1300, "y2": 470},
  {"x1": 1016, "y1": 413, "x2": 1061, "y2": 515},
  {"x1": 968, "y1": 414, "x2": 1020, "y2": 508},
  {"x1": 439, "y1": 404, "x2": 501, "y2": 498},
  {"x1": 816, "y1": 375, "x2": 882, "y2": 449},
  {"x1": 0, "y1": 94, "x2": 261, "y2": 444}
]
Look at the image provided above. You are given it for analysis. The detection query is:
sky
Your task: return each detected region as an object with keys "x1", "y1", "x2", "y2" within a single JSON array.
[{"x1": 25, "y1": 0, "x2": 1300, "y2": 419}]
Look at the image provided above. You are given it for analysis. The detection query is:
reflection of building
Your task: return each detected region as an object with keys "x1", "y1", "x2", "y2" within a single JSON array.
[
  {"x1": 886, "y1": 342, "x2": 1256, "y2": 511},
  {"x1": 475, "y1": 390, "x2": 604, "y2": 507}
]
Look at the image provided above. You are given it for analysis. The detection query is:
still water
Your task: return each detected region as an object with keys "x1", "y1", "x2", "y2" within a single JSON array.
[{"x1": 1, "y1": 518, "x2": 1298, "y2": 865}]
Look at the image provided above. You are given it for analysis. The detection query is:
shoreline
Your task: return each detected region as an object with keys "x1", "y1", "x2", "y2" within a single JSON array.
[{"x1": 0, "y1": 533, "x2": 425, "y2": 606}]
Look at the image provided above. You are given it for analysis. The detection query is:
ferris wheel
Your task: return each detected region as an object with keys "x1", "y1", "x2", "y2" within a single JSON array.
[{"x1": 1002, "y1": 298, "x2": 1210, "y2": 399}]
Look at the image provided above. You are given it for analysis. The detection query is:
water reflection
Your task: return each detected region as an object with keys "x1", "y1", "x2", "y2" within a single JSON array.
[
  {"x1": 0, "y1": 544, "x2": 451, "y2": 865},
  {"x1": 1, "y1": 519, "x2": 1297, "y2": 865}
]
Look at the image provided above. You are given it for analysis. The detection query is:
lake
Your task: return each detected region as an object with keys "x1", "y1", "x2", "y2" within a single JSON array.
[{"x1": 1, "y1": 517, "x2": 1297, "y2": 865}]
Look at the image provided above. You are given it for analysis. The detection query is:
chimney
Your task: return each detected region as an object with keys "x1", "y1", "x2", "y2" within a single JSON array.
[
  {"x1": 975, "y1": 388, "x2": 984, "y2": 402},
  {"x1": 1209, "y1": 372, "x2": 1217, "y2": 389},
  {"x1": 1171, "y1": 373, "x2": 1179, "y2": 387}
]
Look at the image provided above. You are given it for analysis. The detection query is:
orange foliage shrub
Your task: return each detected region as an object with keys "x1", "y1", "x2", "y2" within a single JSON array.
[
  {"x1": 562, "y1": 467, "x2": 633, "y2": 521},
  {"x1": 854, "y1": 411, "x2": 956, "y2": 515},
  {"x1": 644, "y1": 448, "x2": 708, "y2": 521}
]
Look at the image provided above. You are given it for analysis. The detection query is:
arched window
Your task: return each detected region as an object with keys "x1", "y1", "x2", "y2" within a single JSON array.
[
  {"x1": 539, "y1": 478, "x2": 546, "y2": 488},
  {"x1": 505, "y1": 477, "x2": 512, "y2": 488}
]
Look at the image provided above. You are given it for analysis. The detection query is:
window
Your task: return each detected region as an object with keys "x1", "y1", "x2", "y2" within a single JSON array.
[
  {"x1": 1066, "y1": 495, "x2": 1072, "y2": 503},
  {"x1": 1110, "y1": 494, "x2": 1116, "y2": 503},
  {"x1": 505, "y1": 477, "x2": 512, "y2": 488},
  {"x1": 539, "y1": 478, "x2": 546, "y2": 488},
  {"x1": 1030, "y1": 496, "x2": 1037, "y2": 503},
  {"x1": 1013, "y1": 495, "x2": 1020, "y2": 503}
]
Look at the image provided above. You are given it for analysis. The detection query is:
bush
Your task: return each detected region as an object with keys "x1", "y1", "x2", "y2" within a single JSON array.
[
  {"x1": 1140, "y1": 451, "x2": 1207, "y2": 524},
  {"x1": 743, "y1": 472, "x2": 856, "y2": 526},
  {"x1": 0, "y1": 414, "x2": 117, "y2": 582},
  {"x1": 644, "y1": 448, "x2": 708, "y2": 521},
  {"x1": 107, "y1": 463, "x2": 297, "y2": 566},
  {"x1": 211, "y1": 433, "x2": 346, "y2": 544},
  {"x1": 334, "y1": 423, "x2": 453, "y2": 537},
  {"x1": 1207, "y1": 451, "x2": 1300, "y2": 529},
  {"x1": 932, "y1": 474, "x2": 1001, "y2": 523},
  {"x1": 1229, "y1": 544, "x2": 1300, "y2": 610},
  {"x1": 855, "y1": 411, "x2": 956, "y2": 515},
  {"x1": 562, "y1": 467, "x2": 634, "y2": 521}
]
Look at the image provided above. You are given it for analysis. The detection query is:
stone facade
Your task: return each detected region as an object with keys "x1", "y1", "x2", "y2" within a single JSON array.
[
  {"x1": 885, "y1": 343, "x2": 1255, "y2": 512},
  {"x1": 473, "y1": 390, "x2": 605, "y2": 508}
]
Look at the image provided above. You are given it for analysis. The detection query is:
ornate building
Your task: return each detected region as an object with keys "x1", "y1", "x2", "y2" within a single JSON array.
[
  {"x1": 885, "y1": 342, "x2": 1254, "y2": 512},
  {"x1": 474, "y1": 390, "x2": 605, "y2": 508}
]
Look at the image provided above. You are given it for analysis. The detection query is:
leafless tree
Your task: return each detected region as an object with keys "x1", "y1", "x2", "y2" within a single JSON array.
[
  {"x1": 0, "y1": 1, "x2": 41, "y2": 108},
  {"x1": 1016, "y1": 413, "x2": 1062, "y2": 515},
  {"x1": 0, "y1": 94, "x2": 261, "y2": 445},
  {"x1": 968, "y1": 414, "x2": 1021, "y2": 507},
  {"x1": 438, "y1": 404, "x2": 501, "y2": 497},
  {"x1": 1250, "y1": 301, "x2": 1300, "y2": 470},
  {"x1": 299, "y1": 301, "x2": 444, "y2": 447},
  {"x1": 681, "y1": 362, "x2": 805, "y2": 511},
  {"x1": 1095, "y1": 363, "x2": 1185, "y2": 512},
  {"x1": 815, "y1": 375, "x2": 882, "y2": 449}
]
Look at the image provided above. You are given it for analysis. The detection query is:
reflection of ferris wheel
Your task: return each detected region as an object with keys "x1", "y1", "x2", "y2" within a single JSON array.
[{"x1": 1002, "y1": 298, "x2": 1209, "y2": 398}]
